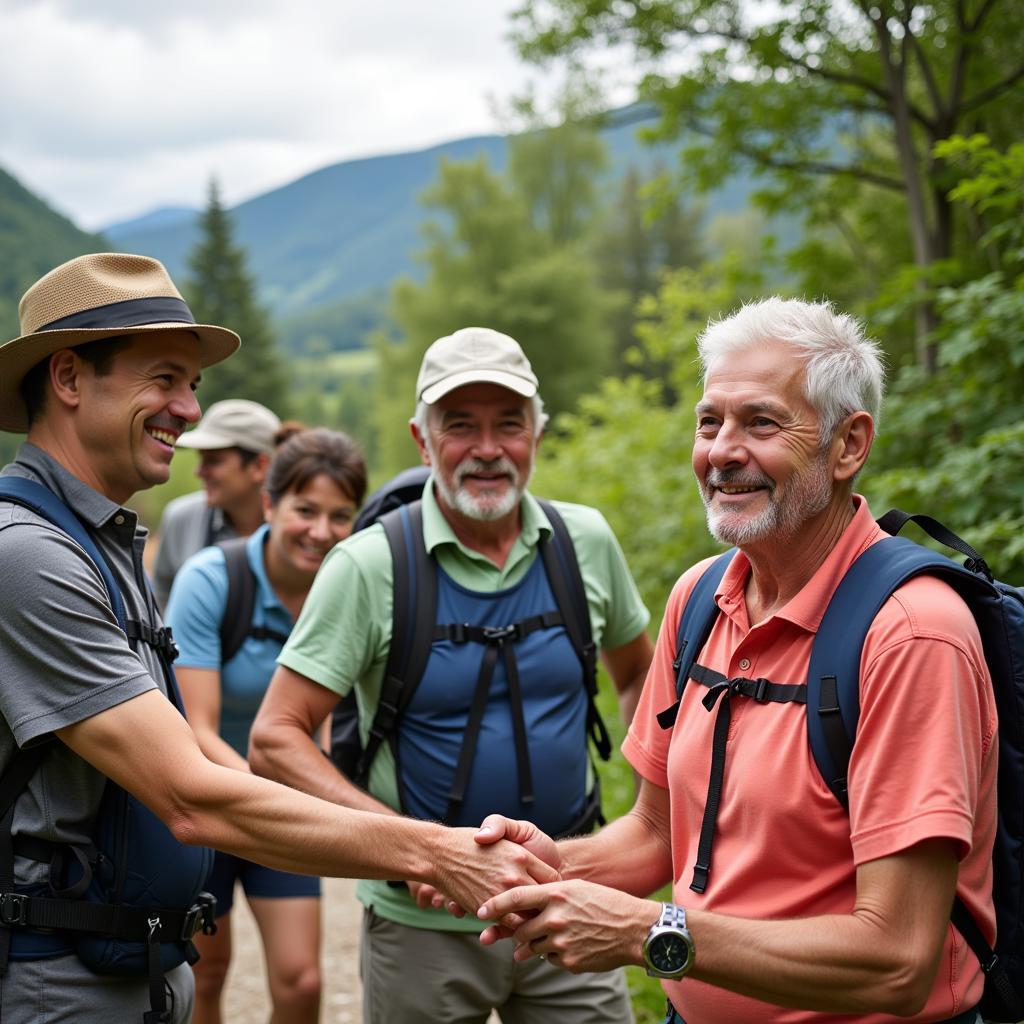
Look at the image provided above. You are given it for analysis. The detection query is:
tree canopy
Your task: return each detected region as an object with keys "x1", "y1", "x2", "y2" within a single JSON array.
[
  {"x1": 513, "y1": 0, "x2": 1024, "y2": 363},
  {"x1": 184, "y1": 180, "x2": 289, "y2": 416}
]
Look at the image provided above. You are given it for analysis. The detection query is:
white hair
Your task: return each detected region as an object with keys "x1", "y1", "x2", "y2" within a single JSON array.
[
  {"x1": 697, "y1": 297, "x2": 886, "y2": 445},
  {"x1": 410, "y1": 392, "x2": 549, "y2": 438}
]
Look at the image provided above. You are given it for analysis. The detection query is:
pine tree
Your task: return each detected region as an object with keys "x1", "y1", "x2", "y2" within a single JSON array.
[{"x1": 184, "y1": 180, "x2": 288, "y2": 414}]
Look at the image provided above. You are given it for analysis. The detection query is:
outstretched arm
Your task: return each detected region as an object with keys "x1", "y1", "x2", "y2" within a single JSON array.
[{"x1": 58, "y1": 689, "x2": 559, "y2": 913}]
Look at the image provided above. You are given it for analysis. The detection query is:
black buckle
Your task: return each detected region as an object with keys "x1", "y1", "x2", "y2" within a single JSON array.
[
  {"x1": 0, "y1": 893, "x2": 28, "y2": 926},
  {"x1": 197, "y1": 891, "x2": 217, "y2": 936},
  {"x1": 752, "y1": 677, "x2": 770, "y2": 702},
  {"x1": 179, "y1": 905, "x2": 201, "y2": 941},
  {"x1": 158, "y1": 627, "x2": 179, "y2": 662},
  {"x1": 482, "y1": 624, "x2": 518, "y2": 642}
]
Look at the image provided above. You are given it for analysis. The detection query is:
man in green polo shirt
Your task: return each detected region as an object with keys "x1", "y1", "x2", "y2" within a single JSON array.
[{"x1": 251, "y1": 326, "x2": 654, "y2": 1024}]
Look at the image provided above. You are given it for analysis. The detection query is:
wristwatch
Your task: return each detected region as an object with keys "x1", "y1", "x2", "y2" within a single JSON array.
[{"x1": 642, "y1": 902, "x2": 695, "y2": 980}]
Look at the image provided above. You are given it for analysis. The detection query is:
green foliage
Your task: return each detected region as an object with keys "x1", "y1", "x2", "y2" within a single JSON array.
[
  {"x1": 184, "y1": 180, "x2": 290, "y2": 415},
  {"x1": 868, "y1": 136, "x2": 1024, "y2": 578},
  {"x1": 513, "y1": 0, "x2": 1024, "y2": 357},
  {"x1": 374, "y1": 151, "x2": 619, "y2": 476},
  {"x1": 0, "y1": 165, "x2": 109, "y2": 340},
  {"x1": 534, "y1": 251, "x2": 765, "y2": 614}
]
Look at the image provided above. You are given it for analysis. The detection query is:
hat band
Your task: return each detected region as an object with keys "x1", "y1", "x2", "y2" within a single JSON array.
[{"x1": 35, "y1": 296, "x2": 197, "y2": 334}]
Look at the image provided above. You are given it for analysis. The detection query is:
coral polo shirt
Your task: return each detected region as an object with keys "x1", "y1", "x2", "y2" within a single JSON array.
[{"x1": 623, "y1": 497, "x2": 997, "y2": 1023}]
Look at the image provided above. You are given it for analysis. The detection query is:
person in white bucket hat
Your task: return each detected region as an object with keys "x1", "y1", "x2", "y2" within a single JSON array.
[{"x1": 152, "y1": 398, "x2": 282, "y2": 608}]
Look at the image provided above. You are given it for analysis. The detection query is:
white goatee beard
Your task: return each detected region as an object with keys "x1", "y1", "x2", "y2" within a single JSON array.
[
  {"x1": 700, "y1": 453, "x2": 833, "y2": 546},
  {"x1": 427, "y1": 446, "x2": 532, "y2": 522}
]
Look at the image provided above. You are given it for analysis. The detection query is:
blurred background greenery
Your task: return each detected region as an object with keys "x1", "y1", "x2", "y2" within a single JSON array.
[{"x1": 3, "y1": 3, "x2": 1022, "y2": 1012}]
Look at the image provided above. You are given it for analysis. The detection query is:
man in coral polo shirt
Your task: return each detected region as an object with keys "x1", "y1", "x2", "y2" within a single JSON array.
[{"x1": 477, "y1": 298, "x2": 995, "y2": 1024}]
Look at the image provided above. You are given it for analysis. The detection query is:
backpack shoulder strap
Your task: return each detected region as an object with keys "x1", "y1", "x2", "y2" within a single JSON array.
[
  {"x1": 657, "y1": 550, "x2": 737, "y2": 730},
  {"x1": 536, "y1": 500, "x2": 611, "y2": 760},
  {"x1": 353, "y1": 501, "x2": 436, "y2": 784},
  {"x1": 807, "y1": 534, "x2": 975, "y2": 807},
  {"x1": 217, "y1": 537, "x2": 256, "y2": 664},
  {"x1": 0, "y1": 477, "x2": 127, "y2": 632}
]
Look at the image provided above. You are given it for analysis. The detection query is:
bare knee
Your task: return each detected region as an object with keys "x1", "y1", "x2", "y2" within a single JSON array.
[{"x1": 269, "y1": 961, "x2": 321, "y2": 1018}]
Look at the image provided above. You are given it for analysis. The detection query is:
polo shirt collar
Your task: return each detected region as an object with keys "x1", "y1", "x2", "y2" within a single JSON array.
[
  {"x1": 9, "y1": 441, "x2": 137, "y2": 532},
  {"x1": 419, "y1": 476, "x2": 552, "y2": 562},
  {"x1": 715, "y1": 495, "x2": 883, "y2": 634}
]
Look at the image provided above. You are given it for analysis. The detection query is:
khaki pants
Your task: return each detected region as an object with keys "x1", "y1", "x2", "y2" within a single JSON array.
[{"x1": 361, "y1": 907, "x2": 634, "y2": 1024}]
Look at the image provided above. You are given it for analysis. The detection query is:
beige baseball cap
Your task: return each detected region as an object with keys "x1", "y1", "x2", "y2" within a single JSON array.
[
  {"x1": 176, "y1": 399, "x2": 281, "y2": 455},
  {"x1": 416, "y1": 327, "x2": 538, "y2": 405}
]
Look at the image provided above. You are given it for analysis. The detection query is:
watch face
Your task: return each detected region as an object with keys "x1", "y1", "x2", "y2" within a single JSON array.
[{"x1": 650, "y1": 932, "x2": 692, "y2": 974}]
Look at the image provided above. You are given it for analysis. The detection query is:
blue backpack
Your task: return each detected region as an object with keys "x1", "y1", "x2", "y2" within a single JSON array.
[
  {"x1": 663, "y1": 510, "x2": 1024, "y2": 1023},
  {"x1": 0, "y1": 477, "x2": 216, "y2": 1024}
]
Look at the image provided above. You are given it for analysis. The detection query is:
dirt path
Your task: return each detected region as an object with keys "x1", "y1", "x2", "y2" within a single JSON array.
[{"x1": 223, "y1": 876, "x2": 363, "y2": 1022}]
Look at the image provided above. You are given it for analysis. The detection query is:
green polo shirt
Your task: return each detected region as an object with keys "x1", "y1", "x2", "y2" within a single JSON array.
[{"x1": 279, "y1": 482, "x2": 649, "y2": 931}]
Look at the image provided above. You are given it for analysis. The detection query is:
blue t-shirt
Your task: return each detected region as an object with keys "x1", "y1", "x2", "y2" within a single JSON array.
[{"x1": 165, "y1": 524, "x2": 294, "y2": 756}]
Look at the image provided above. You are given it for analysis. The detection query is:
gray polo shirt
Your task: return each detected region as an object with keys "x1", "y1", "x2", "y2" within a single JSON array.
[
  {"x1": 152, "y1": 489, "x2": 236, "y2": 609},
  {"x1": 0, "y1": 442, "x2": 192, "y2": 1023}
]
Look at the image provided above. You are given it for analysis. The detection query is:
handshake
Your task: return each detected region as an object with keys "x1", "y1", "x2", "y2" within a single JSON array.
[{"x1": 420, "y1": 814, "x2": 660, "y2": 976}]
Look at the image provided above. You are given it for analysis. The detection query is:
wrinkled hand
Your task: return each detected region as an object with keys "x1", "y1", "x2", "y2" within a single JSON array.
[
  {"x1": 431, "y1": 827, "x2": 560, "y2": 920},
  {"x1": 475, "y1": 815, "x2": 560, "y2": 871},
  {"x1": 477, "y1": 879, "x2": 659, "y2": 975},
  {"x1": 452, "y1": 814, "x2": 562, "y2": 928}
]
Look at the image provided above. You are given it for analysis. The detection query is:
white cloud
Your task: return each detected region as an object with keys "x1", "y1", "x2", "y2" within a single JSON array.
[{"x1": 0, "y1": 0, "x2": 562, "y2": 229}]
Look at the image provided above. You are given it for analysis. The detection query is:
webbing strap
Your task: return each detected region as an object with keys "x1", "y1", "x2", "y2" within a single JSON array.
[
  {"x1": 355, "y1": 503, "x2": 435, "y2": 789},
  {"x1": 0, "y1": 890, "x2": 214, "y2": 943},
  {"x1": 538, "y1": 501, "x2": 611, "y2": 761},
  {"x1": 688, "y1": 664, "x2": 806, "y2": 894},
  {"x1": 126, "y1": 621, "x2": 179, "y2": 663},
  {"x1": 0, "y1": 745, "x2": 49, "y2": 975}
]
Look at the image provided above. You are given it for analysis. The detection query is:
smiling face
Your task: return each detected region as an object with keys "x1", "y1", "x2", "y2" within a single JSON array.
[
  {"x1": 264, "y1": 472, "x2": 357, "y2": 581},
  {"x1": 73, "y1": 330, "x2": 202, "y2": 503},
  {"x1": 196, "y1": 447, "x2": 267, "y2": 511},
  {"x1": 692, "y1": 343, "x2": 838, "y2": 549},
  {"x1": 414, "y1": 382, "x2": 539, "y2": 525}
]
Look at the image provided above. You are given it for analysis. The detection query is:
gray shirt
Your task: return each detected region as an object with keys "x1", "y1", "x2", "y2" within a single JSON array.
[
  {"x1": 0, "y1": 442, "x2": 193, "y2": 1023},
  {"x1": 152, "y1": 489, "x2": 236, "y2": 609}
]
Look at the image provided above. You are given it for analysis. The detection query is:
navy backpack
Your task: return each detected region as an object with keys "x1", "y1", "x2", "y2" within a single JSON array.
[
  {"x1": 0, "y1": 477, "x2": 216, "y2": 1024},
  {"x1": 661, "y1": 509, "x2": 1024, "y2": 1022}
]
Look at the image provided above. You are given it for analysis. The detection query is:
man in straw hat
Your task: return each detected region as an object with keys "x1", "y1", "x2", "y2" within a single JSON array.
[{"x1": 0, "y1": 255, "x2": 557, "y2": 1024}]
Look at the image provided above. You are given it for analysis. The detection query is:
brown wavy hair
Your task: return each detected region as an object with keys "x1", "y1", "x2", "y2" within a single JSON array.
[{"x1": 265, "y1": 427, "x2": 367, "y2": 508}]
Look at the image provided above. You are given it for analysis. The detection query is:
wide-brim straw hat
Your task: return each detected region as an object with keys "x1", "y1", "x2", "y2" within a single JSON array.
[{"x1": 1, "y1": 252, "x2": 241, "y2": 432}]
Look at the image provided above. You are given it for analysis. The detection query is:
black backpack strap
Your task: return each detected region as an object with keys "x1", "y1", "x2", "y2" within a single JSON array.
[
  {"x1": 656, "y1": 550, "x2": 737, "y2": 731},
  {"x1": 352, "y1": 503, "x2": 436, "y2": 788},
  {"x1": 0, "y1": 743, "x2": 51, "y2": 973},
  {"x1": 217, "y1": 538, "x2": 257, "y2": 664},
  {"x1": 878, "y1": 508, "x2": 994, "y2": 581},
  {"x1": 536, "y1": 500, "x2": 611, "y2": 761},
  {"x1": 687, "y1": 664, "x2": 806, "y2": 893}
]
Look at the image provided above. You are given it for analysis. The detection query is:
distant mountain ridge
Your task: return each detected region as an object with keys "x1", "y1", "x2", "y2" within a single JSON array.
[
  {"x1": 104, "y1": 114, "x2": 763, "y2": 331},
  {"x1": 1, "y1": 111, "x2": 773, "y2": 352},
  {"x1": 0, "y1": 167, "x2": 110, "y2": 340}
]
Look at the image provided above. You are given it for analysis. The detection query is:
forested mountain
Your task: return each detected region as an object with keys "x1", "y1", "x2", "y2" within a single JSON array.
[
  {"x1": 104, "y1": 113, "x2": 766, "y2": 328},
  {"x1": 0, "y1": 167, "x2": 109, "y2": 340}
]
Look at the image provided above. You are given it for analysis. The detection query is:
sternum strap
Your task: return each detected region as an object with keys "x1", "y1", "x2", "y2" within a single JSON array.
[{"x1": 688, "y1": 664, "x2": 806, "y2": 894}]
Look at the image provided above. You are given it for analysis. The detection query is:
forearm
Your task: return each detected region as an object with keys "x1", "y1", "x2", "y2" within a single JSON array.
[
  {"x1": 559, "y1": 801, "x2": 672, "y2": 896},
  {"x1": 248, "y1": 716, "x2": 397, "y2": 816},
  {"x1": 192, "y1": 725, "x2": 249, "y2": 774},
  {"x1": 685, "y1": 907, "x2": 935, "y2": 1014}
]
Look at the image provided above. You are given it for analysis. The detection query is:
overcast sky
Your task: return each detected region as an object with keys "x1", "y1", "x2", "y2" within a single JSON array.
[{"x1": 1, "y1": 0, "x2": 622, "y2": 231}]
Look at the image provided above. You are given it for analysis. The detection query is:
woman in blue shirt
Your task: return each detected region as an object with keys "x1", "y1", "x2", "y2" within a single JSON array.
[{"x1": 166, "y1": 427, "x2": 367, "y2": 1024}]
